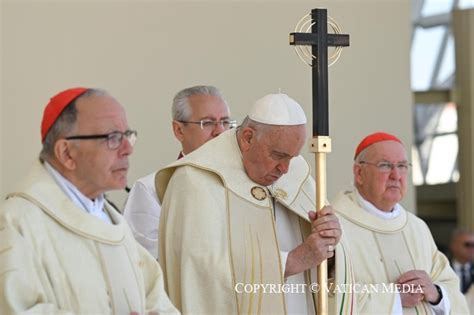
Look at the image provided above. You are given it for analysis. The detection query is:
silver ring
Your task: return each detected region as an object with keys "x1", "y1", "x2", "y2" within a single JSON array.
[{"x1": 328, "y1": 245, "x2": 334, "y2": 252}]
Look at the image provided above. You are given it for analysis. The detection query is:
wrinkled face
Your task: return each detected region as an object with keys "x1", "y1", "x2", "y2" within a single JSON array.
[
  {"x1": 451, "y1": 233, "x2": 474, "y2": 264},
  {"x1": 354, "y1": 140, "x2": 408, "y2": 211},
  {"x1": 240, "y1": 125, "x2": 306, "y2": 186},
  {"x1": 67, "y1": 94, "x2": 133, "y2": 198},
  {"x1": 175, "y1": 94, "x2": 230, "y2": 154}
]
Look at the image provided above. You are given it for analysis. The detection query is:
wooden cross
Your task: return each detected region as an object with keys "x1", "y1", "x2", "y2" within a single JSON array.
[
  {"x1": 289, "y1": 8, "x2": 350, "y2": 315},
  {"x1": 290, "y1": 8, "x2": 350, "y2": 136}
]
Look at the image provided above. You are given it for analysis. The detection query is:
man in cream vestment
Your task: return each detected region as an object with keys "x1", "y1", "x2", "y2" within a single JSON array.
[
  {"x1": 157, "y1": 93, "x2": 356, "y2": 314},
  {"x1": 331, "y1": 132, "x2": 468, "y2": 314},
  {"x1": 123, "y1": 85, "x2": 236, "y2": 259},
  {"x1": 0, "y1": 88, "x2": 178, "y2": 314}
]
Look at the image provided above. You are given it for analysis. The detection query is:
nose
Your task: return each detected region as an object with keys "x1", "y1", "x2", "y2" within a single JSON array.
[
  {"x1": 277, "y1": 160, "x2": 290, "y2": 175},
  {"x1": 389, "y1": 165, "x2": 401, "y2": 179},
  {"x1": 211, "y1": 122, "x2": 226, "y2": 137},
  {"x1": 119, "y1": 136, "x2": 134, "y2": 157}
]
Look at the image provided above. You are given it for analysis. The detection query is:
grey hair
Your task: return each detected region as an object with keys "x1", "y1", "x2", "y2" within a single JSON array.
[
  {"x1": 172, "y1": 85, "x2": 228, "y2": 121},
  {"x1": 353, "y1": 147, "x2": 369, "y2": 187},
  {"x1": 354, "y1": 147, "x2": 368, "y2": 163},
  {"x1": 39, "y1": 88, "x2": 107, "y2": 162},
  {"x1": 239, "y1": 116, "x2": 287, "y2": 140}
]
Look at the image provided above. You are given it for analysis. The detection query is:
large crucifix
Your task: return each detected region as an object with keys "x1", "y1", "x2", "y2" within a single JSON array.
[{"x1": 289, "y1": 8, "x2": 350, "y2": 315}]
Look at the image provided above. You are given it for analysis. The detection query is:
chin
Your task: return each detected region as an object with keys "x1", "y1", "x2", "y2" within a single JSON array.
[
  {"x1": 108, "y1": 179, "x2": 127, "y2": 191},
  {"x1": 254, "y1": 178, "x2": 272, "y2": 186}
]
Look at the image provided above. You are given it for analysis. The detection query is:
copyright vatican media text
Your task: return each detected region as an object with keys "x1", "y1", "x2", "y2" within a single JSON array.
[{"x1": 234, "y1": 283, "x2": 423, "y2": 294}]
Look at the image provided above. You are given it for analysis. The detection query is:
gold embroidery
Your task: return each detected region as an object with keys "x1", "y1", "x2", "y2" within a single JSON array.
[
  {"x1": 250, "y1": 186, "x2": 267, "y2": 201},
  {"x1": 273, "y1": 188, "x2": 288, "y2": 200}
]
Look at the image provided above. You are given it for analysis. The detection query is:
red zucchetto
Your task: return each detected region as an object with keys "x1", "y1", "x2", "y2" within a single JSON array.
[
  {"x1": 41, "y1": 87, "x2": 89, "y2": 143},
  {"x1": 354, "y1": 132, "x2": 402, "y2": 160}
]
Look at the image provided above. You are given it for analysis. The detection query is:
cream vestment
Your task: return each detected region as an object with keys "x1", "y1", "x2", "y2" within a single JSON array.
[
  {"x1": 332, "y1": 190, "x2": 468, "y2": 314},
  {"x1": 156, "y1": 129, "x2": 356, "y2": 314},
  {"x1": 0, "y1": 161, "x2": 178, "y2": 314}
]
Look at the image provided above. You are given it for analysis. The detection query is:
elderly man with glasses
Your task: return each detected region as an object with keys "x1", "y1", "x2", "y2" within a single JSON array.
[
  {"x1": 123, "y1": 85, "x2": 236, "y2": 259},
  {"x1": 331, "y1": 132, "x2": 468, "y2": 314},
  {"x1": 0, "y1": 87, "x2": 178, "y2": 314}
]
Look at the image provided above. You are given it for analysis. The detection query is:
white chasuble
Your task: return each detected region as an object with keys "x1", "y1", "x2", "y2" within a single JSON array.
[
  {"x1": 275, "y1": 201, "x2": 316, "y2": 314},
  {"x1": 157, "y1": 129, "x2": 356, "y2": 314},
  {"x1": 0, "y1": 161, "x2": 178, "y2": 314},
  {"x1": 332, "y1": 190, "x2": 468, "y2": 315}
]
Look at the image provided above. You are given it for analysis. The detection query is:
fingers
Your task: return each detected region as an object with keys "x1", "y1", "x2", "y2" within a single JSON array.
[
  {"x1": 311, "y1": 213, "x2": 341, "y2": 243},
  {"x1": 397, "y1": 270, "x2": 440, "y2": 303},
  {"x1": 308, "y1": 211, "x2": 317, "y2": 222},
  {"x1": 398, "y1": 279, "x2": 424, "y2": 289},
  {"x1": 308, "y1": 206, "x2": 335, "y2": 221},
  {"x1": 312, "y1": 213, "x2": 338, "y2": 225},
  {"x1": 316, "y1": 205, "x2": 335, "y2": 217},
  {"x1": 305, "y1": 233, "x2": 336, "y2": 261},
  {"x1": 397, "y1": 270, "x2": 429, "y2": 285},
  {"x1": 306, "y1": 233, "x2": 335, "y2": 246},
  {"x1": 312, "y1": 218, "x2": 340, "y2": 232},
  {"x1": 400, "y1": 292, "x2": 424, "y2": 308},
  {"x1": 318, "y1": 228, "x2": 340, "y2": 238},
  {"x1": 305, "y1": 206, "x2": 341, "y2": 263}
]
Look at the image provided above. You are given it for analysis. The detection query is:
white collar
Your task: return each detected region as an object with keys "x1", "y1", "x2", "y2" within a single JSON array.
[
  {"x1": 355, "y1": 189, "x2": 401, "y2": 220},
  {"x1": 44, "y1": 162, "x2": 111, "y2": 224},
  {"x1": 452, "y1": 259, "x2": 471, "y2": 271}
]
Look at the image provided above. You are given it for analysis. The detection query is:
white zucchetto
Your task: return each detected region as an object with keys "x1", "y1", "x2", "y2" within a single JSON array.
[{"x1": 248, "y1": 93, "x2": 307, "y2": 125}]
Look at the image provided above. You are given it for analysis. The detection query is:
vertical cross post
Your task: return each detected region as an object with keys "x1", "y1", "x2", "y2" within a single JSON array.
[
  {"x1": 313, "y1": 8, "x2": 329, "y2": 137},
  {"x1": 289, "y1": 8, "x2": 350, "y2": 314}
]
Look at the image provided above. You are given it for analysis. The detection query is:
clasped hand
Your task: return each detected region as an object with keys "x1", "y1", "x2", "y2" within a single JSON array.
[{"x1": 285, "y1": 206, "x2": 341, "y2": 277}]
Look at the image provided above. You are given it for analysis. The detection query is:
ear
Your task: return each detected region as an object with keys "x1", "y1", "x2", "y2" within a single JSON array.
[
  {"x1": 54, "y1": 139, "x2": 76, "y2": 170},
  {"x1": 239, "y1": 127, "x2": 255, "y2": 152},
  {"x1": 353, "y1": 163, "x2": 363, "y2": 185},
  {"x1": 172, "y1": 120, "x2": 185, "y2": 142}
]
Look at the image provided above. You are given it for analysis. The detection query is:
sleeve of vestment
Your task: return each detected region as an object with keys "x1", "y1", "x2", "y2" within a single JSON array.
[
  {"x1": 136, "y1": 244, "x2": 180, "y2": 314},
  {"x1": 423, "y1": 221, "x2": 469, "y2": 314},
  {"x1": 0, "y1": 211, "x2": 74, "y2": 314},
  {"x1": 159, "y1": 166, "x2": 238, "y2": 314},
  {"x1": 123, "y1": 179, "x2": 161, "y2": 259},
  {"x1": 429, "y1": 285, "x2": 450, "y2": 315}
]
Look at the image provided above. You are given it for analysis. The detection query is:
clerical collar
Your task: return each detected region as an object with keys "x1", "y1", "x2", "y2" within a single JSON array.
[
  {"x1": 355, "y1": 189, "x2": 401, "y2": 220},
  {"x1": 44, "y1": 162, "x2": 111, "y2": 224}
]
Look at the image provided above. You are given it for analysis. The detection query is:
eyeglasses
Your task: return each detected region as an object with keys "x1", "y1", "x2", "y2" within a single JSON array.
[
  {"x1": 65, "y1": 130, "x2": 137, "y2": 150},
  {"x1": 464, "y1": 241, "x2": 474, "y2": 248},
  {"x1": 178, "y1": 119, "x2": 237, "y2": 130},
  {"x1": 359, "y1": 161, "x2": 412, "y2": 173}
]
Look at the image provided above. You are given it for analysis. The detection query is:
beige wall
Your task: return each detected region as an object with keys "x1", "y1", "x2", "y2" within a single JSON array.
[
  {"x1": 0, "y1": 0, "x2": 3, "y2": 201},
  {"x1": 1, "y1": 0, "x2": 414, "y2": 210}
]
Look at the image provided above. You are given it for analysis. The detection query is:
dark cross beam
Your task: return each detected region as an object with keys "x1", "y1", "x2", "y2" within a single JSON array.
[{"x1": 290, "y1": 9, "x2": 349, "y2": 136}]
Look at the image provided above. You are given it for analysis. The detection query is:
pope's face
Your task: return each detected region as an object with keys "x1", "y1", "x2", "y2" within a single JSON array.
[
  {"x1": 176, "y1": 94, "x2": 231, "y2": 154},
  {"x1": 241, "y1": 125, "x2": 306, "y2": 186},
  {"x1": 68, "y1": 94, "x2": 133, "y2": 198},
  {"x1": 354, "y1": 140, "x2": 408, "y2": 211}
]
